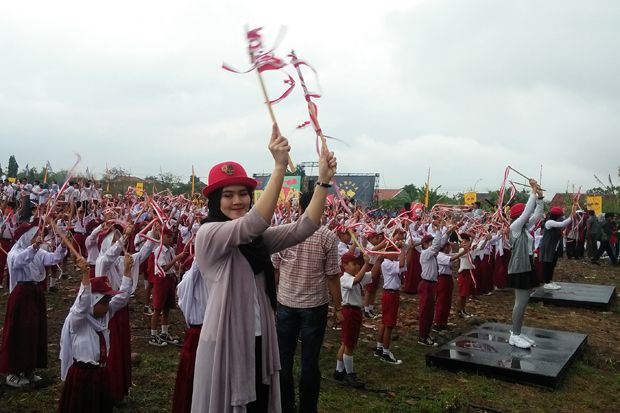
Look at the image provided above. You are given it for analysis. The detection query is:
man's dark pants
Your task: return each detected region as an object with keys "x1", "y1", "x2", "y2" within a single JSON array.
[{"x1": 277, "y1": 303, "x2": 328, "y2": 413}]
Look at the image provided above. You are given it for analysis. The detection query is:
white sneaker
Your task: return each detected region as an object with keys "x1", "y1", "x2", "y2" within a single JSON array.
[
  {"x1": 27, "y1": 373, "x2": 43, "y2": 383},
  {"x1": 509, "y1": 332, "x2": 532, "y2": 349},
  {"x1": 543, "y1": 282, "x2": 561, "y2": 290},
  {"x1": 6, "y1": 374, "x2": 30, "y2": 388},
  {"x1": 519, "y1": 333, "x2": 536, "y2": 346}
]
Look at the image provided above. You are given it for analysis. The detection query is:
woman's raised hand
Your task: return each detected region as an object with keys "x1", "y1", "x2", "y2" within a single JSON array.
[{"x1": 268, "y1": 124, "x2": 291, "y2": 169}]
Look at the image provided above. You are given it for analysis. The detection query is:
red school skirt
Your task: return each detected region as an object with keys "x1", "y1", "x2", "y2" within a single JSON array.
[
  {"x1": 0, "y1": 283, "x2": 48, "y2": 374},
  {"x1": 172, "y1": 325, "x2": 202, "y2": 413},
  {"x1": 106, "y1": 306, "x2": 132, "y2": 402},
  {"x1": 58, "y1": 362, "x2": 114, "y2": 413}
]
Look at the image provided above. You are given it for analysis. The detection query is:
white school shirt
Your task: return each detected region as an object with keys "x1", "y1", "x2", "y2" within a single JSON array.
[
  {"x1": 85, "y1": 225, "x2": 104, "y2": 265},
  {"x1": 95, "y1": 233, "x2": 157, "y2": 292},
  {"x1": 420, "y1": 229, "x2": 447, "y2": 282},
  {"x1": 381, "y1": 259, "x2": 405, "y2": 290},
  {"x1": 340, "y1": 271, "x2": 373, "y2": 307},
  {"x1": 437, "y1": 252, "x2": 452, "y2": 275},
  {"x1": 1, "y1": 214, "x2": 16, "y2": 239},
  {"x1": 8, "y1": 243, "x2": 67, "y2": 292},
  {"x1": 155, "y1": 245, "x2": 176, "y2": 276},
  {"x1": 177, "y1": 260, "x2": 208, "y2": 326}
]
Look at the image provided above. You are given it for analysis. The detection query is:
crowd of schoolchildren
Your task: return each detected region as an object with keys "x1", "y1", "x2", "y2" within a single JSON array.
[{"x1": 0, "y1": 176, "x2": 617, "y2": 412}]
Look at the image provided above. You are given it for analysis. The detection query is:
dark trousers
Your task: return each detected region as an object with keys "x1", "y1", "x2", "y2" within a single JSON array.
[
  {"x1": 247, "y1": 337, "x2": 270, "y2": 413},
  {"x1": 593, "y1": 241, "x2": 618, "y2": 265},
  {"x1": 277, "y1": 303, "x2": 328, "y2": 413},
  {"x1": 586, "y1": 236, "x2": 599, "y2": 259},
  {"x1": 566, "y1": 239, "x2": 577, "y2": 259},
  {"x1": 542, "y1": 258, "x2": 558, "y2": 284}
]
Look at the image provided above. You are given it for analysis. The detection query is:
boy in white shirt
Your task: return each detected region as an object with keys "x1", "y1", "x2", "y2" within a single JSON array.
[
  {"x1": 333, "y1": 251, "x2": 375, "y2": 388},
  {"x1": 373, "y1": 232, "x2": 407, "y2": 364}
]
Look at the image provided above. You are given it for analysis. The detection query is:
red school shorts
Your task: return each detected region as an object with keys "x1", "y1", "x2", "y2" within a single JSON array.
[
  {"x1": 457, "y1": 269, "x2": 476, "y2": 298},
  {"x1": 152, "y1": 275, "x2": 177, "y2": 311},
  {"x1": 381, "y1": 290, "x2": 400, "y2": 327},
  {"x1": 340, "y1": 306, "x2": 363, "y2": 348}
]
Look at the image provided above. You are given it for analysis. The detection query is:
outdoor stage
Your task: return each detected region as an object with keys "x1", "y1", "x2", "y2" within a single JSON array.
[
  {"x1": 426, "y1": 322, "x2": 587, "y2": 389},
  {"x1": 530, "y1": 282, "x2": 616, "y2": 310}
]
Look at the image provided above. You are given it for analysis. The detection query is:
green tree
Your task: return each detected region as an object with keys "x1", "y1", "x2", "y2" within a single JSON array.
[{"x1": 8, "y1": 155, "x2": 18, "y2": 177}]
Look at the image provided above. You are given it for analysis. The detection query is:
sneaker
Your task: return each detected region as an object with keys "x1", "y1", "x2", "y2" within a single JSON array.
[
  {"x1": 374, "y1": 347, "x2": 383, "y2": 357},
  {"x1": 458, "y1": 310, "x2": 474, "y2": 318},
  {"x1": 364, "y1": 310, "x2": 377, "y2": 319},
  {"x1": 543, "y1": 282, "x2": 561, "y2": 290},
  {"x1": 343, "y1": 372, "x2": 365, "y2": 388},
  {"x1": 333, "y1": 369, "x2": 346, "y2": 381},
  {"x1": 26, "y1": 373, "x2": 42, "y2": 383},
  {"x1": 432, "y1": 325, "x2": 448, "y2": 333},
  {"x1": 380, "y1": 351, "x2": 402, "y2": 364},
  {"x1": 148, "y1": 334, "x2": 167, "y2": 347},
  {"x1": 143, "y1": 305, "x2": 154, "y2": 315},
  {"x1": 6, "y1": 374, "x2": 29, "y2": 388},
  {"x1": 417, "y1": 337, "x2": 438, "y2": 347},
  {"x1": 508, "y1": 332, "x2": 532, "y2": 349},
  {"x1": 159, "y1": 332, "x2": 179, "y2": 344},
  {"x1": 521, "y1": 334, "x2": 536, "y2": 346}
]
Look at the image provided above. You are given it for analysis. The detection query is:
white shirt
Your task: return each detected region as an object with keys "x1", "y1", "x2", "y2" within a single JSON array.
[
  {"x1": 177, "y1": 260, "x2": 208, "y2": 326},
  {"x1": 381, "y1": 259, "x2": 405, "y2": 290},
  {"x1": 437, "y1": 252, "x2": 452, "y2": 275},
  {"x1": 340, "y1": 271, "x2": 373, "y2": 307}
]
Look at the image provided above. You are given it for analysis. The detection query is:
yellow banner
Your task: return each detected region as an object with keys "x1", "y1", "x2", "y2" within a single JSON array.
[
  {"x1": 586, "y1": 195, "x2": 602, "y2": 216},
  {"x1": 135, "y1": 182, "x2": 144, "y2": 197},
  {"x1": 464, "y1": 192, "x2": 477, "y2": 205},
  {"x1": 7, "y1": 177, "x2": 16, "y2": 183}
]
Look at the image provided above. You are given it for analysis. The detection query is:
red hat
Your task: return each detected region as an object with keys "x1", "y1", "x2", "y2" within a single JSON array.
[
  {"x1": 14, "y1": 222, "x2": 38, "y2": 241},
  {"x1": 96, "y1": 223, "x2": 124, "y2": 250},
  {"x1": 91, "y1": 276, "x2": 120, "y2": 297},
  {"x1": 510, "y1": 203, "x2": 525, "y2": 219},
  {"x1": 341, "y1": 251, "x2": 363, "y2": 264},
  {"x1": 550, "y1": 206, "x2": 564, "y2": 216},
  {"x1": 202, "y1": 161, "x2": 257, "y2": 198},
  {"x1": 85, "y1": 219, "x2": 101, "y2": 234},
  {"x1": 421, "y1": 234, "x2": 434, "y2": 244}
]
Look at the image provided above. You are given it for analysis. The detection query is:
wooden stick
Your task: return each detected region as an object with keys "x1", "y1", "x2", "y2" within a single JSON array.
[
  {"x1": 510, "y1": 181, "x2": 546, "y2": 191},
  {"x1": 347, "y1": 229, "x2": 365, "y2": 255},
  {"x1": 254, "y1": 70, "x2": 297, "y2": 173},
  {"x1": 508, "y1": 166, "x2": 546, "y2": 191}
]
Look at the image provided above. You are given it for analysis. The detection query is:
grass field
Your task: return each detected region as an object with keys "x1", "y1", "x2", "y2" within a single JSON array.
[{"x1": 0, "y1": 257, "x2": 618, "y2": 412}]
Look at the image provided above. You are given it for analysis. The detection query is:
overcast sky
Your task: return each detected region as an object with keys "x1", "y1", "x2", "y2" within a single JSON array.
[{"x1": 1, "y1": 0, "x2": 619, "y2": 195}]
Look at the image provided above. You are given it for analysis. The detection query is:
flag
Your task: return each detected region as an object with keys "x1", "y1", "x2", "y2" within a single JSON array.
[
  {"x1": 191, "y1": 165, "x2": 195, "y2": 195},
  {"x1": 43, "y1": 161, "x2": 52, "y2": 183}
]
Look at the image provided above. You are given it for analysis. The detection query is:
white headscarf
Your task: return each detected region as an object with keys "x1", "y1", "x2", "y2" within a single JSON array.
[{"x1": 59, "y1": 284, "x2": 110, "y2": 381}]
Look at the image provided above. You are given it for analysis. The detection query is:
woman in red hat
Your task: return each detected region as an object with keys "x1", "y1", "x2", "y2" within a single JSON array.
[
  {"x1": 539, "y1": 205, "x2": 575, "y2": 290},
  {"x1": 506, "y1": 179, "x2": 544, "y2": 349},
  {"x1": 191, "y1": 125, "x2": 337, "y2": 413}
]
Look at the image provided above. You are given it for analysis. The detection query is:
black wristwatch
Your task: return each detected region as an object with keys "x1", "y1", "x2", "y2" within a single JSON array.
[{"x1": 316, "y1": 182, "x2": 332, "y2": 188}]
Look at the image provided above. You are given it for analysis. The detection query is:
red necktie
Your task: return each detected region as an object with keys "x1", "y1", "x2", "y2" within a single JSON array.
[{"x1": 96, "y1": 331, "x2": 107, "y2": 366}]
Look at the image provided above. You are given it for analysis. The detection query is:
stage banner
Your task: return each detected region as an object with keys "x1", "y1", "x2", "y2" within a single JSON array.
[
  {"x1": 307, "y1": 175, "x2": 377, "y2": 206},
  {"x1": 135, "y1": 182, "x2": 144, "y2": 196}
]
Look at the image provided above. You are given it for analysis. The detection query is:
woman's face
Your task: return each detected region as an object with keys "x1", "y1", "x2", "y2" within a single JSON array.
[{"x1": 220, "y1": 185, "x2": 251, "y2": 220}]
